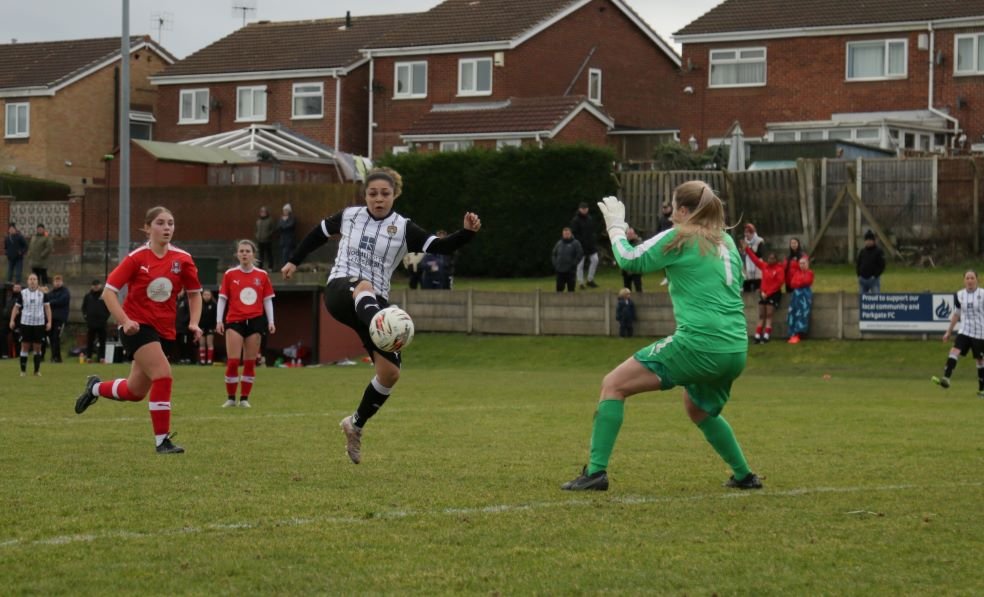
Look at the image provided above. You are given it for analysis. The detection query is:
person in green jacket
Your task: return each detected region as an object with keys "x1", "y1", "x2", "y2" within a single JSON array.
[
  {"x1": 27, "y1": 223, "x2": 54, "y2": 285},
  {"x1": 562, "y1": 181, "x2": 762, "y2": 492}
]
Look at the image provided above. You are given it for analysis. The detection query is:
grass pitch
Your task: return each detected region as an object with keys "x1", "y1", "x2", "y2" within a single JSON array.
[{"x1": 1, "y1": 335, "x2": 982, "y2": 595}]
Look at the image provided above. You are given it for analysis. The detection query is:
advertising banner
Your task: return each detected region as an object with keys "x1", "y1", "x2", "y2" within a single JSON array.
[{"x1": 858, "y1": 293, "x2": 954, "y2": 333}]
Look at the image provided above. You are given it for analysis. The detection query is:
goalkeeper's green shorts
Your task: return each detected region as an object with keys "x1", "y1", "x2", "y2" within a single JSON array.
[{"x1": 633, "y1": 335, "x2": 746, "y2": 416}]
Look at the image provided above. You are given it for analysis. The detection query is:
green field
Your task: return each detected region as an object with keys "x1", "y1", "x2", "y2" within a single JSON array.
[{"x1": 1, "y1": 335, "x2": 982, "y2": 594}]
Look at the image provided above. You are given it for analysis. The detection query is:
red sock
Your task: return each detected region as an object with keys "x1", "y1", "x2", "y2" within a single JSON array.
[
  {"x1": 765, "y1": 327, "x2": 772, "y2": 338},
  {"x1": 207, "y1": 348, "x2": 214, "y2": 363},
  {"x1": 96, "y1": 379, "x2": 141, "y2": 401},
  {"x1": 148, "y1": 377, "x2": 173, "y2": 437},
  {"x1": 755, "y1": 325, "x2": 763, "y2": 336},
  {"x1": 225, "y1": 358, "x2": 240, "y2": 397},
  {"x1": 240, "y1": 359, "x2": 256, "y2": 399},
  {"x1": 199, "y1": 347, "x2": 206, "y2": 364}
]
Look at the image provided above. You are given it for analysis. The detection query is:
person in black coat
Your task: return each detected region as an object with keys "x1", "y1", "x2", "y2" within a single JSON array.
[
  {"x1": 197, "y1": 289, "x2": 218, "y2": 365},
  {"x1": 46, "y1": 274, "x2": 70, "y2": 362},
  {"x1": 570, "y1": 202, "x2": 599, "y2": 289},
  {"x1": 856, "y1": 229, "x2": 886, "y2": 294},
  {"x1": 4, "y1": 223, "x2": 28, "y2": 284},
  {"x1": 552, "y1": 227, "x2": 584, "y2": 292},
  {"x1": 82, "y1": 279, "x2": 110, "y2": 362},
  {"x1": 1, "y1": 283, "x2": 22, "y2": 358}
]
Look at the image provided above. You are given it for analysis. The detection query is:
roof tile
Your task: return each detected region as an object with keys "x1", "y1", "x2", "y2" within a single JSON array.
[
  {"x1": 403, "y1": 96, "x2": 608, "y2": 135},
  {"x1": 0, "y1": 36, "x2": 151, "y2": 90}
]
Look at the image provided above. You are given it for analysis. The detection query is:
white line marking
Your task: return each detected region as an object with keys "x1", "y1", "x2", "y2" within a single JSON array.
[{"x1": 2, "y1": 481, "x2": 980, "y2": 551}]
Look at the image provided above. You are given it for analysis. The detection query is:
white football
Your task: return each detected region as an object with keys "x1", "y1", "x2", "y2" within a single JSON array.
[{"x1": 369, "y1": 306, "x2": 415, "y2": 352}]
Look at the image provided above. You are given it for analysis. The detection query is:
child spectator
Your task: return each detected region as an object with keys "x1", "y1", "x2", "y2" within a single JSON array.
[
  {"x1": 785, "y1": 256, "x2": 814, "y2": 344},
  {"x1": 615, "y1": 288, "x2": 636, "y2": 337},
  {"x1": 740, "y1": 223, "x2": 765, "y2": 293},
  {"x1": 743, "y1": 247, "x2": 785, "y2": 343},
  {"x1": 784, "y1": 238, "x2": 808, "y2": 293}
]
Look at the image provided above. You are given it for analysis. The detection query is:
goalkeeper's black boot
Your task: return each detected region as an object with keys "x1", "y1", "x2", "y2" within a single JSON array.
[
  {"x1": 561, "y1": 466, "x2": 609, "y2": 491},
  {"x1": 725, "y1": 472, "x2": 763, "y2": 490},
  {"x1": 74, "y1": 375, "x2": 101, "y2": 414}
]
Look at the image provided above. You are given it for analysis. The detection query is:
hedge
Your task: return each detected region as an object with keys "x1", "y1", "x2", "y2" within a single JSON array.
[
  {"x1": 379, "y1": 145, "x2": 617, "y2": 277},
  {"x1": 0, "y1": 173, "x2": 72, "y2": 201}
]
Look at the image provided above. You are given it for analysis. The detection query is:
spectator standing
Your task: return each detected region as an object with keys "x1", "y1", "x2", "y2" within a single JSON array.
[
  {"x1": 785, "y1": 257, "x2": 814, "y2": 344},
  {"x1": 621, "y1": 227, "x2": 643, "y2": 292},
  {"x1": 174, "y1": 290, "x2": 193, "y2": 364},
  {"x1": 74, "y1": 205, "x2": 203, "y2": 455},
  {"x1": 570, "y1": 202, "x2": 599, "y2": 289},
  {"x1": 255, "y1": 206, "x2": 275, "y2": 269},
  {"x1": 82, "y1": 279, "x2": 110, "y2": 362},
  {"x1": 279, "y1": 203, "x2": 297, "y2": 267},
  {"x1": 856, "y1": 229, "x2": 886, "y2": 294},
  {"x1": 931, "y1": 270, "x2": 984, "y2": 396},
  {"x1": 402, "y1": 252, "x2": 424, "y2": 289},
  {"x1": 27, "y1": 223, "x2": 54, "y2": 285},
  {"x1": 552, "y1": 227, "x2": 583, "y2": 293},
  {"x1": 615, "y1": 287, "x2": 636, "y2": 337},
  {"x1": 1, "y1": 282, "x2": 22, "y2": 358},
  {"x1": 46, "y1": 274, "x2": 70, "y2": 362},
  {"x1": 10, "y1": 273, "x2": 51, "y2": 376},
  {"x1": 4, "y1": 223, "x2": 28, "y2": 284},
  {"x1": 784, "y1": 238, "x2": 807, "y2": 293},
  {"x1": 743, "y1": 247, "x2": 785, "y2": 343},
  {"x1": 421, "y1": 231, "x2": 453, "y2": 289},
  {"x1": 741, "y1": 224, "x2": 765, "y2": 294},
  {"x1": 656, "y1": 201, "x2": 674, "y2": 233},
  {"x1": 198, "y1": 289, "x2": 218, "y2": 365}
]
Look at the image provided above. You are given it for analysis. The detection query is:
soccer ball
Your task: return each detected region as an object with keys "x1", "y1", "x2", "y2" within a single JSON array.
[{"x1": 369, "y1": 307, "x2": 415, "y2": 352}]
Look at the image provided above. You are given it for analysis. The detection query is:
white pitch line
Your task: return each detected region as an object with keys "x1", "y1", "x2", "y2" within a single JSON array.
[{"x1": 2, "y1": 481, "x2": 981, "y2": 551}]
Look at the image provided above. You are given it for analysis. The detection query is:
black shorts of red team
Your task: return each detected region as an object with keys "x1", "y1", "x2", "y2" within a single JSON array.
[
  {"x1": 759, "y1": 291, "x2": 782, "y2": 309},
  {"x1": 19, "y1": 324, "x2": 46, "y2": 344},
  {"x1": 226, "y1": 316, "x2": 268, "y2": 338},
  {"x1": 323, "y1": 277, "x2": 401, "y2": 368},
  {"x1": 119, "y1": 323, "x2": 175, "y2": 361},
  {"x1": 953, "y1": 333, "x2": 984, "y2": 359}
]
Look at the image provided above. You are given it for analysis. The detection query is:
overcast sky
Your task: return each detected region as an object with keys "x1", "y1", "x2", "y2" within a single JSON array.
[{"x1": 0, "y1": 0, "x2": 721, "y2": 59}]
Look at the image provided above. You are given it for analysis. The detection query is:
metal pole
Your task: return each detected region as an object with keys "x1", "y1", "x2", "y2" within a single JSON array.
[{"x1": 118, "y1": 0, "x2": 131, "y2": 261}]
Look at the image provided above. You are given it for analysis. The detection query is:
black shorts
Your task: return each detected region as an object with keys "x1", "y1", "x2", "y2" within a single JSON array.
[
  {"x1": 20, "y1": 324, "x2": 46, "y2": 343},
  {"x1": 743, "y1": 279, "x2": 762, "y2": 293},
  {"x1": 953, "y1": 334, "x2": 984, "y2": 359},
  {"x1": 226, "y1": 317, "x2": 267, "y2": 338},
  {"x1": 759, "y1": 292, "x2": 782, "y2": 308},
  {"x1": 324, "y1": 277, "x2": 401, "y2": 367},
  {"x1": 119, "y1": 324, "x2": 174, "y2": 361}
]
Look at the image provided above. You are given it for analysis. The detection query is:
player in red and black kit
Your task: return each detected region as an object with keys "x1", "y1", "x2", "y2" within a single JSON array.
[
  {"x1": 216, "y1": 240, "x2": 275, "y2": 408},
  {"x1": 74, "y1": 206, "x2": 202, "y2": 454},
  {"x1": 743, "y1": 245, "x2": 785, "y2": 343}
]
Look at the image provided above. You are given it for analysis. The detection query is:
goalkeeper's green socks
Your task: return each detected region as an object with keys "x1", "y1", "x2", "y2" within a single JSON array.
[
  {"x1": 697, "y1": 414, "x2": 751, "y2": 481},
  {"x1": 587, "y1": 399, "x2": 624, "y2": 475}
]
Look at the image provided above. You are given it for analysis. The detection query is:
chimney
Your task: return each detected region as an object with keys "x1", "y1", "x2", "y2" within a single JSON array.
[{"x1": 346, "y1": 11, "x2": 352, "y2": 28}]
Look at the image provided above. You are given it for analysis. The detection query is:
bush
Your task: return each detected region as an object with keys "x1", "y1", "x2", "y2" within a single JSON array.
[
  {"x1": 0, "y1": 173, "x2": 71, "y2": 201},
  {"x1": 652, "y1": 141, "x2": 728, "y2": 171},
  {"x1": 379, "y1": 145, "x2": 617, "y2": 277}
]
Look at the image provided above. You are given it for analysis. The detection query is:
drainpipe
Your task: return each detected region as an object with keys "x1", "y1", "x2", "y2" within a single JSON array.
[
  {"x1": 333, "y1": 72, "x2": 342, "y2": 151},
  {"x1": 367, "y1": 52, "x2": 374, "y2": 158},
  {"x1": 927, "y1": 22, "x2": 961, "y2": 147}
]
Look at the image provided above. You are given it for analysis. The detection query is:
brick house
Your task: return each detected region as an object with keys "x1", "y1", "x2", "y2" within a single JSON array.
[
  {"x1": 674, "y1": 0, "x2": 984, "y2": 154},
  {"x1": 0, "y1": 36, "x2": 174, "y2": 191},
  {"x1": 150, "y1": 13, "x2": 409, "y2": 157},
  {"x1": 363, "y1": 0, "x2": 682, "y2": 161}
]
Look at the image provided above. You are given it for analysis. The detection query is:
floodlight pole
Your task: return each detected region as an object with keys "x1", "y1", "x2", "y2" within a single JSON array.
[{"x1": 118, "y1": 0, "x2": 131, "y2": 262}]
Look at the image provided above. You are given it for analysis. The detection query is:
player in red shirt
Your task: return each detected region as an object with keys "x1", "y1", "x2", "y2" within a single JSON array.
[
  {"x1": 743, "y1": 245, "x2": 785, "y2": 343},
  {"x1": 216, "y1": 240, "x2": 276, "y2": 408},
  {"x1": 74, "y1": 206, "x2": 202, "y2": 454}
]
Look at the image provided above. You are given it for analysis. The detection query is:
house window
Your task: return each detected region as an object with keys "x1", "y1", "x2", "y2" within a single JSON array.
[
  {"x1": 4, "y1": 102, "x2": 29, "y2": 138},
  {"x1": 800, "y1": 131, "x2": 825, "y2": 141},
  {"x1": 846, "y1": 40, "x2": 906, "y2": 80},
  {"x1": 772, "y1": 131, "x2": 796, "y2": 142},
  {"x1": 855, "y1": 128, "x2": 880, "y2": 140},
  {"x1": 709, "y1": 47, "x2": 766, "y2": 87},
  {"x1": 440, "y1": 140, "x2": 473, "y2": 152},
  {"x1": 497, "y1": 139, "x2": 522, "y2": 150},
  {"x1": 458, "y1": 58, "x2": 492, "y2": 96},
  {"x1": 395, "y1": 62, "x2": 427, "y2": 98},
  {"x1": 179, "y1": 89, "x2": 209, "y2": 124},
  {"x1": 955, "y1": 33, "x2": 984, "y2": 74},
  {"x1": 391, "y1": 145, "x2": 410, "y2": 155},
  {"x1": 292, "y1": 83, "x2": 323, "y2": 119},
  {"x1": 828, "y1": 129, "x2": 852, "y2": 140},
  {"x1": 130, "y1": 122, "x2": 152, "y2": 140},
  {"x1": 237, "y1": 86, "x2": 267, "y2": 121},
  {"x1": 588, "y1": 68, "x2": 602, "y2": 104}
]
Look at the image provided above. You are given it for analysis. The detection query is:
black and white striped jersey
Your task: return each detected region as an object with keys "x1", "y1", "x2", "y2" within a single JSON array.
[
  {"x1": 291, "y1": 206, "x2": 475, "y2": 299},
  {"x1": 955, "y1": 287, "x2": 984, "y2": 339},
  {"x1": 16, "y1": 288, "x2": 48, "y2": 326}
]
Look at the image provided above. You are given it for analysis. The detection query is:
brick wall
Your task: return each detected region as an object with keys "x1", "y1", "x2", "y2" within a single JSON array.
[{"x1": 678, "y1": 28, "x2": 983, "y2": 146}]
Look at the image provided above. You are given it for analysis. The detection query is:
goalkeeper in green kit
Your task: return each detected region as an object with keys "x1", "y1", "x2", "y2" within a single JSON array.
[{"x1": 562, "y1": 181, "x2": 762, "y2": 491}]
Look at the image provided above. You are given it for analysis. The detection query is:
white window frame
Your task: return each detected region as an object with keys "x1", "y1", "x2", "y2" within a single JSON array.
[
  {"x1": 391, "y1": 145, "x2": 410, "y2": 155},
  {"x1": 458, "y1": 57, "x2": 493, "y2": 97},
  {"x1": 4, "y1": 102, "x2": 29, "y2": 138},
  {"x1": 394, "y1": 61, "x2": 428, "y2": 99},
  {"x1": 709, "y1": 47, "x2": 766, "y2": 88},
  {"x1": 439, "y1": 140, "x2": 473, "y2": 152},
  {"x1": 846, "y1": 39, "x2": 907, "y2": 81},
  {"x1": 178, "y1": 89, "x2": 209, "y2": 124},
  {"x1": 588, "y1": 68, "x2": 602, "y2": 104},
  {"x1": 292, "y1": 82, "x2": 324, "y2": 120},
  {"x1": 496, "y1": 139, "x2": 522, "y2": 150},
  {"x1": 954, "y1": 33, "x2": 984, "y2": 75},
  {"x1": 236, "y1": 85, "x2": 267, "y2": 122}
]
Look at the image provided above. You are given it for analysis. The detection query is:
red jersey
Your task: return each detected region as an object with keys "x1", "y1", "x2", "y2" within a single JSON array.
[
  {"x1": 219, "y1": 265, "x2": 275, "y2": 322},
  {"x1": 106, "y1": 244, "x2": 202, "y2": 339},
  {"x1": 744, "y1": 247, "x2": 785, "y2": 296},
  {"x1": 788, "y1": 259, "x2": 815, "y2": 290}
]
